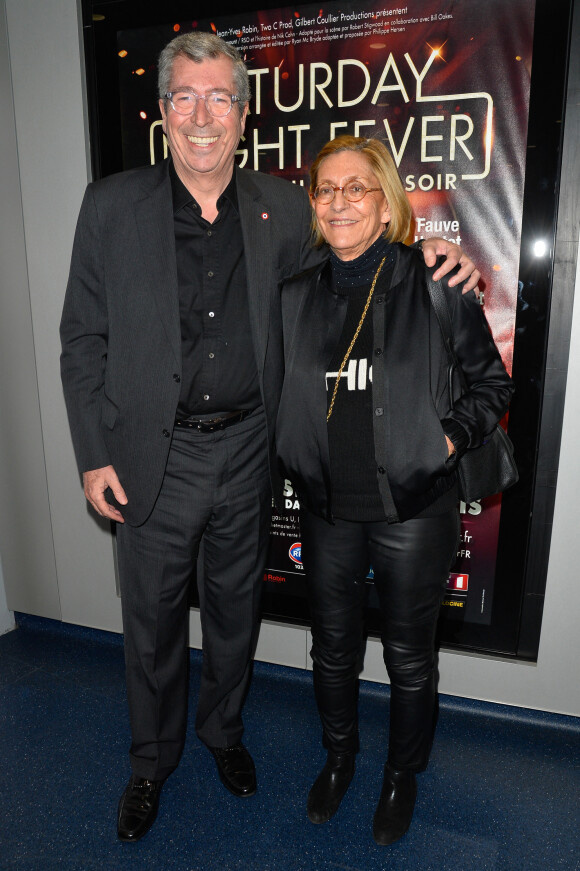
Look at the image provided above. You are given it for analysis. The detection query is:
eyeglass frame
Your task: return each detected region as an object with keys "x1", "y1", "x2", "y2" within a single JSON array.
[
  {"x1": 164, "y1": 89, "x2": 242, "y2": 117},
  {"x1": 311, "y1": 183, "x2": 383, "y2": 205}
]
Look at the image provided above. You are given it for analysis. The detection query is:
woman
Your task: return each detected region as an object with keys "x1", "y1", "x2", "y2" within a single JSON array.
[{"x1": 276, "y1": 136, "x2": 513, "y2": 845}]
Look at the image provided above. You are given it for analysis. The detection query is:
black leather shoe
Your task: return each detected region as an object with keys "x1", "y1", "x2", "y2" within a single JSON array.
[
  {"x1": 307, "y1": 751, "x2": 355, "y2": 824},
  {"x1": 117, "y1": 775, "x2": 164, "y2": 842},
  {"x1": 373, "y1": 763, "x2": 417, "y2": 845},
  {"x1": 210, "y1": 744, "x2": 257, "y2": 797}
]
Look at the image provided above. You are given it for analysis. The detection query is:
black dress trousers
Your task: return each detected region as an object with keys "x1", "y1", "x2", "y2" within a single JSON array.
[{"x1": 116, "y1": 408, "x2": 271, "y2": 782}]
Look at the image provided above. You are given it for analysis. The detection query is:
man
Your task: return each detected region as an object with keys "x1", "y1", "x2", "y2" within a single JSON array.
[{"x1": 60, "y1": 32, "x2": 479, "y2": 842}]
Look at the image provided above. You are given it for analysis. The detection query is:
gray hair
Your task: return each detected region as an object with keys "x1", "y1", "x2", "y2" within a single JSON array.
[{"x1": 157, "y1": 32, "x2": 251, "y2": 109}]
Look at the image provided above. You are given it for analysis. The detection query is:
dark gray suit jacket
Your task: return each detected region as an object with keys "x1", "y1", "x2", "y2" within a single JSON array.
[{"x1": 60, "y1": 159, "x2": 322, "y2": 525}]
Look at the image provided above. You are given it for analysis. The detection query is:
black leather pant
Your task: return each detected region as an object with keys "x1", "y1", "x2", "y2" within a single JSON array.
[{"x1": 300, "y1": 507, "x2": 460, "y2": 771}]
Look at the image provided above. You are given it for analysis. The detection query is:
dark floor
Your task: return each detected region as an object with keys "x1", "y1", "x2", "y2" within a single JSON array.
[{"x1": 0, "y1": 614, "x2": 578, "y2": 871}]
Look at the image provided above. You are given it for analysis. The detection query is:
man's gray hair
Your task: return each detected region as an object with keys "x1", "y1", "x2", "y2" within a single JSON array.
[{"x1": 158, "y1": 32, "x2": 251, "y2": 108}]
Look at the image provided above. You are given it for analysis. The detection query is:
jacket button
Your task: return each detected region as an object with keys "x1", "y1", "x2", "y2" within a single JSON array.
[
  {"x1": 375, "y1": 296, "x2": 384, "y2": 304},
  {"x1": 173, "y1": 374, "x2": 181, "y2": 382},
  {"x1": 374, "y1": 348, "x2": 383, "y2": 356},
  {"x1": 375, "y1": 407, "x2": 384, "y2": 416},
  {"x1": 162, "y1": 429, "x2": 170, "y2": 438},
  {"x1": 378, "y1": 466, "x2": 386, "y2": 474}
]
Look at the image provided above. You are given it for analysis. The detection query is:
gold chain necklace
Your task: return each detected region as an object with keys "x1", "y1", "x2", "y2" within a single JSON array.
[{"x1": 326, "y1": 255, "x2": 386, "y2": 422}]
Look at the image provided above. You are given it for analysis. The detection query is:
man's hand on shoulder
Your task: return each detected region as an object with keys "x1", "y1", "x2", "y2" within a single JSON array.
[
  {"x1": 421, "y1": 237, "x2": 481, "y2": 294},
  {"x1": 83, "y1": 465, "x2": 128, "y2": 523}
]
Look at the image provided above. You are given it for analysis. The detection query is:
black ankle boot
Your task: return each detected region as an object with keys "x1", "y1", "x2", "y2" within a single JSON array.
[
  {"x1": 373, "y1": 762, "x2": 417, "y2": 845},
  {"x1": 307, "y1": 750, "x2": 355, "y2": 824}
]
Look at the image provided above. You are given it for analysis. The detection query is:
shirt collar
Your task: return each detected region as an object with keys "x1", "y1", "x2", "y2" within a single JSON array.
[{"x1": 169, "y1": 159, "x2": 239, "y2": 215}]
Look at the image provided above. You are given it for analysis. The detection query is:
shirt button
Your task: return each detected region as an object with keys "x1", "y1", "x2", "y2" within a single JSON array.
[
  {"x1": 207, "y1": 230, "x2": 212, "y2": 237},
  {"x1": 162, "y1": 429, "x2": 170, "y2": 438},
  {"x1": 173, "y1": 373, "x2": 181, "y2": 382},
  {"x1": 209, "y1": 352, "x2": 215, "y2": 359},
  {"x1": 374, "y1": 348, "x2": 383, "y2": 356},
  {"x1": 208, "y1": 271, "x2": 214, "y2": 278},
  {"x1": 208, "y1": 311, "x2": 215, "y2": 318},
  {"x1": 375, "y1": 407, "x2": 384, "y2": 416},
  {"x1": 203, "y1": 394, "x2": 210, "y2": 401},
  {"x1": 378, "y1": 466, "x2": 386, "y2": 474}
]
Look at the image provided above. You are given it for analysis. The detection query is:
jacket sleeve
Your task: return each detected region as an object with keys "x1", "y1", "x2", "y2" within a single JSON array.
[
  {"x1": 59, "y1": 184, "x2": 111, "y2": 474},
  {"x1": 439, "y1": 278, "x2": 515, "y2": 456}
]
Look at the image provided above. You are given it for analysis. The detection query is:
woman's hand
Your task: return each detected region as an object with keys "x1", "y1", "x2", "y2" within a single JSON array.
[
  {"x1": 422, "y1": 238, "x2": 481, "y2": 294},
  {"x1": 445, "y1": 436, "x2": 456, "y2": 458}
]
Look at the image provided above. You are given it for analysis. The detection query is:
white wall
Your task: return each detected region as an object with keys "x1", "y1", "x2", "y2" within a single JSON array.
[
  {"x1": 0, "y1": 0, "x2": 123, "y2": 633},
  {"x1": 0, "y1": 0, "x2": 62, "y2": 621},
  {"x1": 0, "y1": 0, "x2": 578, "y2": 718},
  {"x1": 0, "y1": 559, "x2": 14, "y2": 636}
]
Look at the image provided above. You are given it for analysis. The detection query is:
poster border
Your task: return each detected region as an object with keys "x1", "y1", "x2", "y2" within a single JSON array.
[{"x1": 81, "y1": 0, "x2": 576, "y2": 661}]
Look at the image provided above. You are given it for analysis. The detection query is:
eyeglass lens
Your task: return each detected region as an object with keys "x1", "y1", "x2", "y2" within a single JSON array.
[
  {"x1": 169, "y1": 91, "x2": 235, "y2": 117},
  {"x1": 315, "y1": 183, "x2": 373, "y2": 204}
]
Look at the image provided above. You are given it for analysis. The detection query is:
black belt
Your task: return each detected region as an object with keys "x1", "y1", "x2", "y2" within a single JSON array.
[{"x1": 174, "y1": 409, "x2": 253, "y2": 433}]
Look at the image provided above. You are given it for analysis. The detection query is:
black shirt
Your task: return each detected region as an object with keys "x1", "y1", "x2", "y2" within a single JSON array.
[
  {"x1": 326, "y1": 274, "x2": 391, "y2": 521},
  {"x1": 170, "y1": 162, "x2": 261, "y2": 417}
]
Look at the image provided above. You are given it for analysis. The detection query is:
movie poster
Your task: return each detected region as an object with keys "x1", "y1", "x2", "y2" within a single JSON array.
[{"x1": 116, "y1": 0, "x2": 535, "y2": 626}]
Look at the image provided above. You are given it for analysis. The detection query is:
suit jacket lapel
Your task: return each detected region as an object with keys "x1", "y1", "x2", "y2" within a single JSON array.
[
  {"x1": 235, "y1": 167, "x2": 273, "y2": 375},
  {"x1": 134, "y1": 161, "x2": 181, "y2": 366}
]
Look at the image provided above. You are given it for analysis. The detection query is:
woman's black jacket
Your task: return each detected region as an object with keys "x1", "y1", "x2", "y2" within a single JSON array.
[{"x1": 275, "y1": 244, "x2": 514, "y2": 523}]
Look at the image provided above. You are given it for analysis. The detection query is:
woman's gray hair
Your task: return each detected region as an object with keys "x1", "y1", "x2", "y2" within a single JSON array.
[{"x1": 158, "y1": 32, "x2": 251, "y2": 108}]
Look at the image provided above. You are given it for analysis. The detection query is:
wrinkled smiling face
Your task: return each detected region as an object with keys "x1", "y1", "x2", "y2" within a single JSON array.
[
  {"x1": 313, "y1": 151, "x2": 391, "y2": 261},
  {"x1": 159, "y1": 54, "x2": 247, "y2": 188}
]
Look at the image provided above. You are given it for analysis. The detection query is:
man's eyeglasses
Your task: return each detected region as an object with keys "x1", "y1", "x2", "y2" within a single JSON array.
[
  {"x1": 311, "y1": 182, "x2": 383, "y2": 205},
  {"x1": 165, "y1": 90, "x2": 241, "y2": 118}
]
